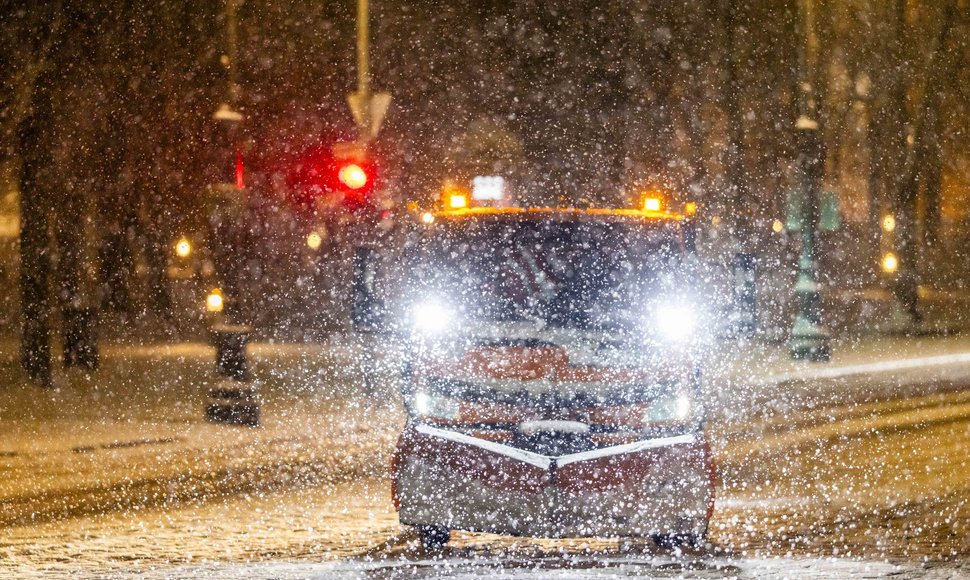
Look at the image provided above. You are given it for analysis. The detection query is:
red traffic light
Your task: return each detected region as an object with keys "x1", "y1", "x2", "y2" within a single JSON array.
[
  {"x1": 337, "y1": 163, "x2": 368, "y2": 190},
  {"x1": 335, "y1": 156, "x2": 376, "y2": 210},
  {"x1": 285, "y1": 142, "x2": 377, "y2": 211}
]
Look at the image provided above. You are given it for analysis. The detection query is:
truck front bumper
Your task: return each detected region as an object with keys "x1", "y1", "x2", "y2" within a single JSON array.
[{"x1": 394, "y1": 423, "x2": 715, "y2": 538}]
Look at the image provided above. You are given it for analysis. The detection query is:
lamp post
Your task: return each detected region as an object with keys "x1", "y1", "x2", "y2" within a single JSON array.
[
  {"x1": 789, "y1": 116, "x2": 831, "y2": 361},
  {"x1": 789, "y1": 0, "x2": 831, "y2": 361},
  {"x1": 205, "y1": 0, "x2": 258, "y2": 426}
]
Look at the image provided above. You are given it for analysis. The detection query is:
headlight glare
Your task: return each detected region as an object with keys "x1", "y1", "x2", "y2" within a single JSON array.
[
  {"x1": 653, "y1": 302, "x2": 698, "y2": 342},
  {"x1": 413, "y1": 390, "x2": 459, "y2": 421},
  {"x1": 412, "y1": 299, "x2": 454, "y2": 334},
  {"x1": 647, "y1": 393, "x2": 693, "y2": 423}
]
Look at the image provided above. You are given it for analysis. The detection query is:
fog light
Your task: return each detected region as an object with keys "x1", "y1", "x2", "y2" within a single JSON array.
[
  {"x1": 647, "y1": 393, "x2": 693, "y2": 423},
  {"x1": 413, "y1": 391, "x2": 459, "y2": 420}
]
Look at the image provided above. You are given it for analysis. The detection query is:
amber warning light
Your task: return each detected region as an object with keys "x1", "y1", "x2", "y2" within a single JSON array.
[
  {"x1": 448, "y1": 194, "x2": 469, "y2": 209},
  {"x1": 643, "y1": 197, "x2": 662, "y2": 212}
]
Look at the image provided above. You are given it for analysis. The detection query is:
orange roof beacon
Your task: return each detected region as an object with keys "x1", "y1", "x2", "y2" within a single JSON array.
[{"x1": 387, "y1": 194, "x2": 715, "y2": 550}]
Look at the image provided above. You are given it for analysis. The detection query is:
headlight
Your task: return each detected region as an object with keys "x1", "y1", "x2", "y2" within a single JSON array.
[
  {"x1": 653, "y1": 301, "x2": 698, "y2": 342},
  {"x1": 647, "y1": 392, "x2": 694, "y2": 423},
  {"x1": 411, "y1": 299, "x2": 455, "y2": 334},
  {"x1": 413, "y1": 390, "x2": 459, "y2": 421}
]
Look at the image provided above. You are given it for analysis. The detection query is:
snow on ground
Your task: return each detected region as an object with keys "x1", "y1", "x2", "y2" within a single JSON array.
[
  {"x1": 100, "y1": 554, "x2": 962, "y2": 580},
  {"x1": 1, "y1": 335, "x2": 968, "y2": 578}
]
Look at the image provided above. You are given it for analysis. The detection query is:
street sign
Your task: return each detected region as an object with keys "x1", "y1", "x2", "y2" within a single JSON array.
[
  {"x1": 213, "y1": 103, "x2": 244, "y2": 122},
  {"x1": 347, "y1": 91, "x2": 391, "y2": 140}
]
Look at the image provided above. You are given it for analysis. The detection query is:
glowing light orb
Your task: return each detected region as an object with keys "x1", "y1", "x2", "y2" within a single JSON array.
[{"x1": 175, "y1": 238, "x2": 191, "y2": 258}]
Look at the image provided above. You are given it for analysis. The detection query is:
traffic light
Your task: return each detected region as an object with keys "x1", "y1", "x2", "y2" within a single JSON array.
[
  {"x1": 286, "y1": 142, "x2": 377, "y2": 211},
  {"x1": 333, "y1": 154, "x2": 376, "y2": 210},
  {"x1": 338, "y1": 162, "x2": 368, "y2": 190}
]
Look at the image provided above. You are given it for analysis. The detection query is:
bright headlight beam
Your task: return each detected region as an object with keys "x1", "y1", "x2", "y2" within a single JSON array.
[
  {"x1": 647, "y1": 393, "x2": 694, "y2": 423},
  {"x1": 654, "y1": 302, "x2": 697, "y2": 342},
  {"x1": 414, "y1": 391, "x2": 430, "y2": 415},
  {"x1": 412, "y1": 299, "x2": 454, "y2": 334}
]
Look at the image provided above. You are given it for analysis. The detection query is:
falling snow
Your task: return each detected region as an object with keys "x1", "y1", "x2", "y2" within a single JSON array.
[{"x1": 2, "y1": 2, "x2": 970, "y2": 579}]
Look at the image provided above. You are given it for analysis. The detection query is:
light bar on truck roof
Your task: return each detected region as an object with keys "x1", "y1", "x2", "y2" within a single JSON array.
[{"x1": 643, "y1": 197, "x2": 662, "y2": 212}]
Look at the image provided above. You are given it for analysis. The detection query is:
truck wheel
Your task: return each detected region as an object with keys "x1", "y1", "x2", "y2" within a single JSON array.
[
  {"x1": 651, "y1": 532, "x2": 705, "y2": 550},
  {"x1": 418, "y1": 525, "x2": 450, "y2": 551}
]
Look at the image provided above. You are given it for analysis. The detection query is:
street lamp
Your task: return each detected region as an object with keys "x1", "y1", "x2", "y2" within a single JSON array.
[
  {"x1": 203, "y1": 0, "x2": 258, "y2": 427},
  {"x1": 882, "y1": 252, "x2": 899, "y2": 274},
  {"x1": 306, "y1": 231, "x2": 323, "y2": 250},
  {"x1": 788, "y1": 0, "x2": 830, "y2": 362},
  {"x1": 788, "y1": 116, "x2": 831, "y2": 362},
  {"x1": 882, "y1": 214, "x2": 896, "y2": 233},
  {"x1": 206, "y1": 288, "x2": 225, "y2": 313},
  {"x1": 175, "y1": 237, "x2": 192, "y2": 258}
]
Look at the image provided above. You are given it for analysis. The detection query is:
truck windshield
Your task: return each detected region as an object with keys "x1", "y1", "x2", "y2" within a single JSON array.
[{"x1": 416, "y1": 216, "x2": 684, "y2": 329}]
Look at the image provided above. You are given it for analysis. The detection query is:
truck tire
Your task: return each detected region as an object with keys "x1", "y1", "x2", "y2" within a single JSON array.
[
  {"x1": 651, "y1": 532, "x2": 705, "y2": 550},
  {"x1": 418, "y1": 525, "x2": 450, "y2": 551}
]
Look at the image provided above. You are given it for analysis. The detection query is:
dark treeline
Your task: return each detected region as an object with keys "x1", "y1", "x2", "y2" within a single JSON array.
[{"x1": 2, "y1": 1, "x2": 969, "y2": 379}]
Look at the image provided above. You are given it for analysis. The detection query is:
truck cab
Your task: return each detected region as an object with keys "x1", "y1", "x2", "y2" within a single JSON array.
[{"x1": 385, "y1": 199, "x2": 715, "y2": 550}]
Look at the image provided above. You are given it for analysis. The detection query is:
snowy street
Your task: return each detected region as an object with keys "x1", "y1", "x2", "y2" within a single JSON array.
[
  {"x1": 5, "y1": 2, "x2": 970, "y2": 577},
  {"x1": 0, "y1": 336, "x2": 967, "y2": 578}
]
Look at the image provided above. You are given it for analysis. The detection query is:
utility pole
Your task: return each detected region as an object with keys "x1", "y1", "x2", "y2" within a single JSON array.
[
  {"x1": 347, "y1": 0, "x2": 391, "y2": 145},
  {"x1": 789, "y1": 0, "x2": 831, "y2": 361},
  {"x1": 356, "y1": 0, "x2": 371, "y2": 142}
]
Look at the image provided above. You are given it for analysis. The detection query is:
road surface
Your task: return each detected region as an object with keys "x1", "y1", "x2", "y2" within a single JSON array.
[{"x1": 0, "y1": 339, "x2": 968, "y2": 578}]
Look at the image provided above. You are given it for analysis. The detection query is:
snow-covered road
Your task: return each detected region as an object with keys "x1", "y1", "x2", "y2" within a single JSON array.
[
  {"x1": 1, "y1": 336, "x2": 968, "y2": 578},
  {"x1": 120, "y1": 554, "x2": 962, "y2": 579},
  {"x1": 2, "y1": 388, "x2": 967, "y2": 578}
]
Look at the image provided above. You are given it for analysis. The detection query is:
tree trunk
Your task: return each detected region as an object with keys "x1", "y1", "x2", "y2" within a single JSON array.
[
  {"x1": 890, "y1": 0, "x2": 956, "y2": 323},
  {"x1": 57, "y1": 175, "x2": 100, "y2": 369},
  {"x1": 16, "y1": 75, "x2": 54, "y2": 386},
  {"x1": 921, "y1": 103, "x2": 942, "y2": 250}
]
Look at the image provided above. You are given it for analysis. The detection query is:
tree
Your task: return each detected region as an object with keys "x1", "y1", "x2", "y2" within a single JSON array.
[
  {"x1": 881, "y1": 0, "x2": 958, "y2": 324},
  {"x1": 11, "y1": 4, "x2": 64, "y2": 385}
]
